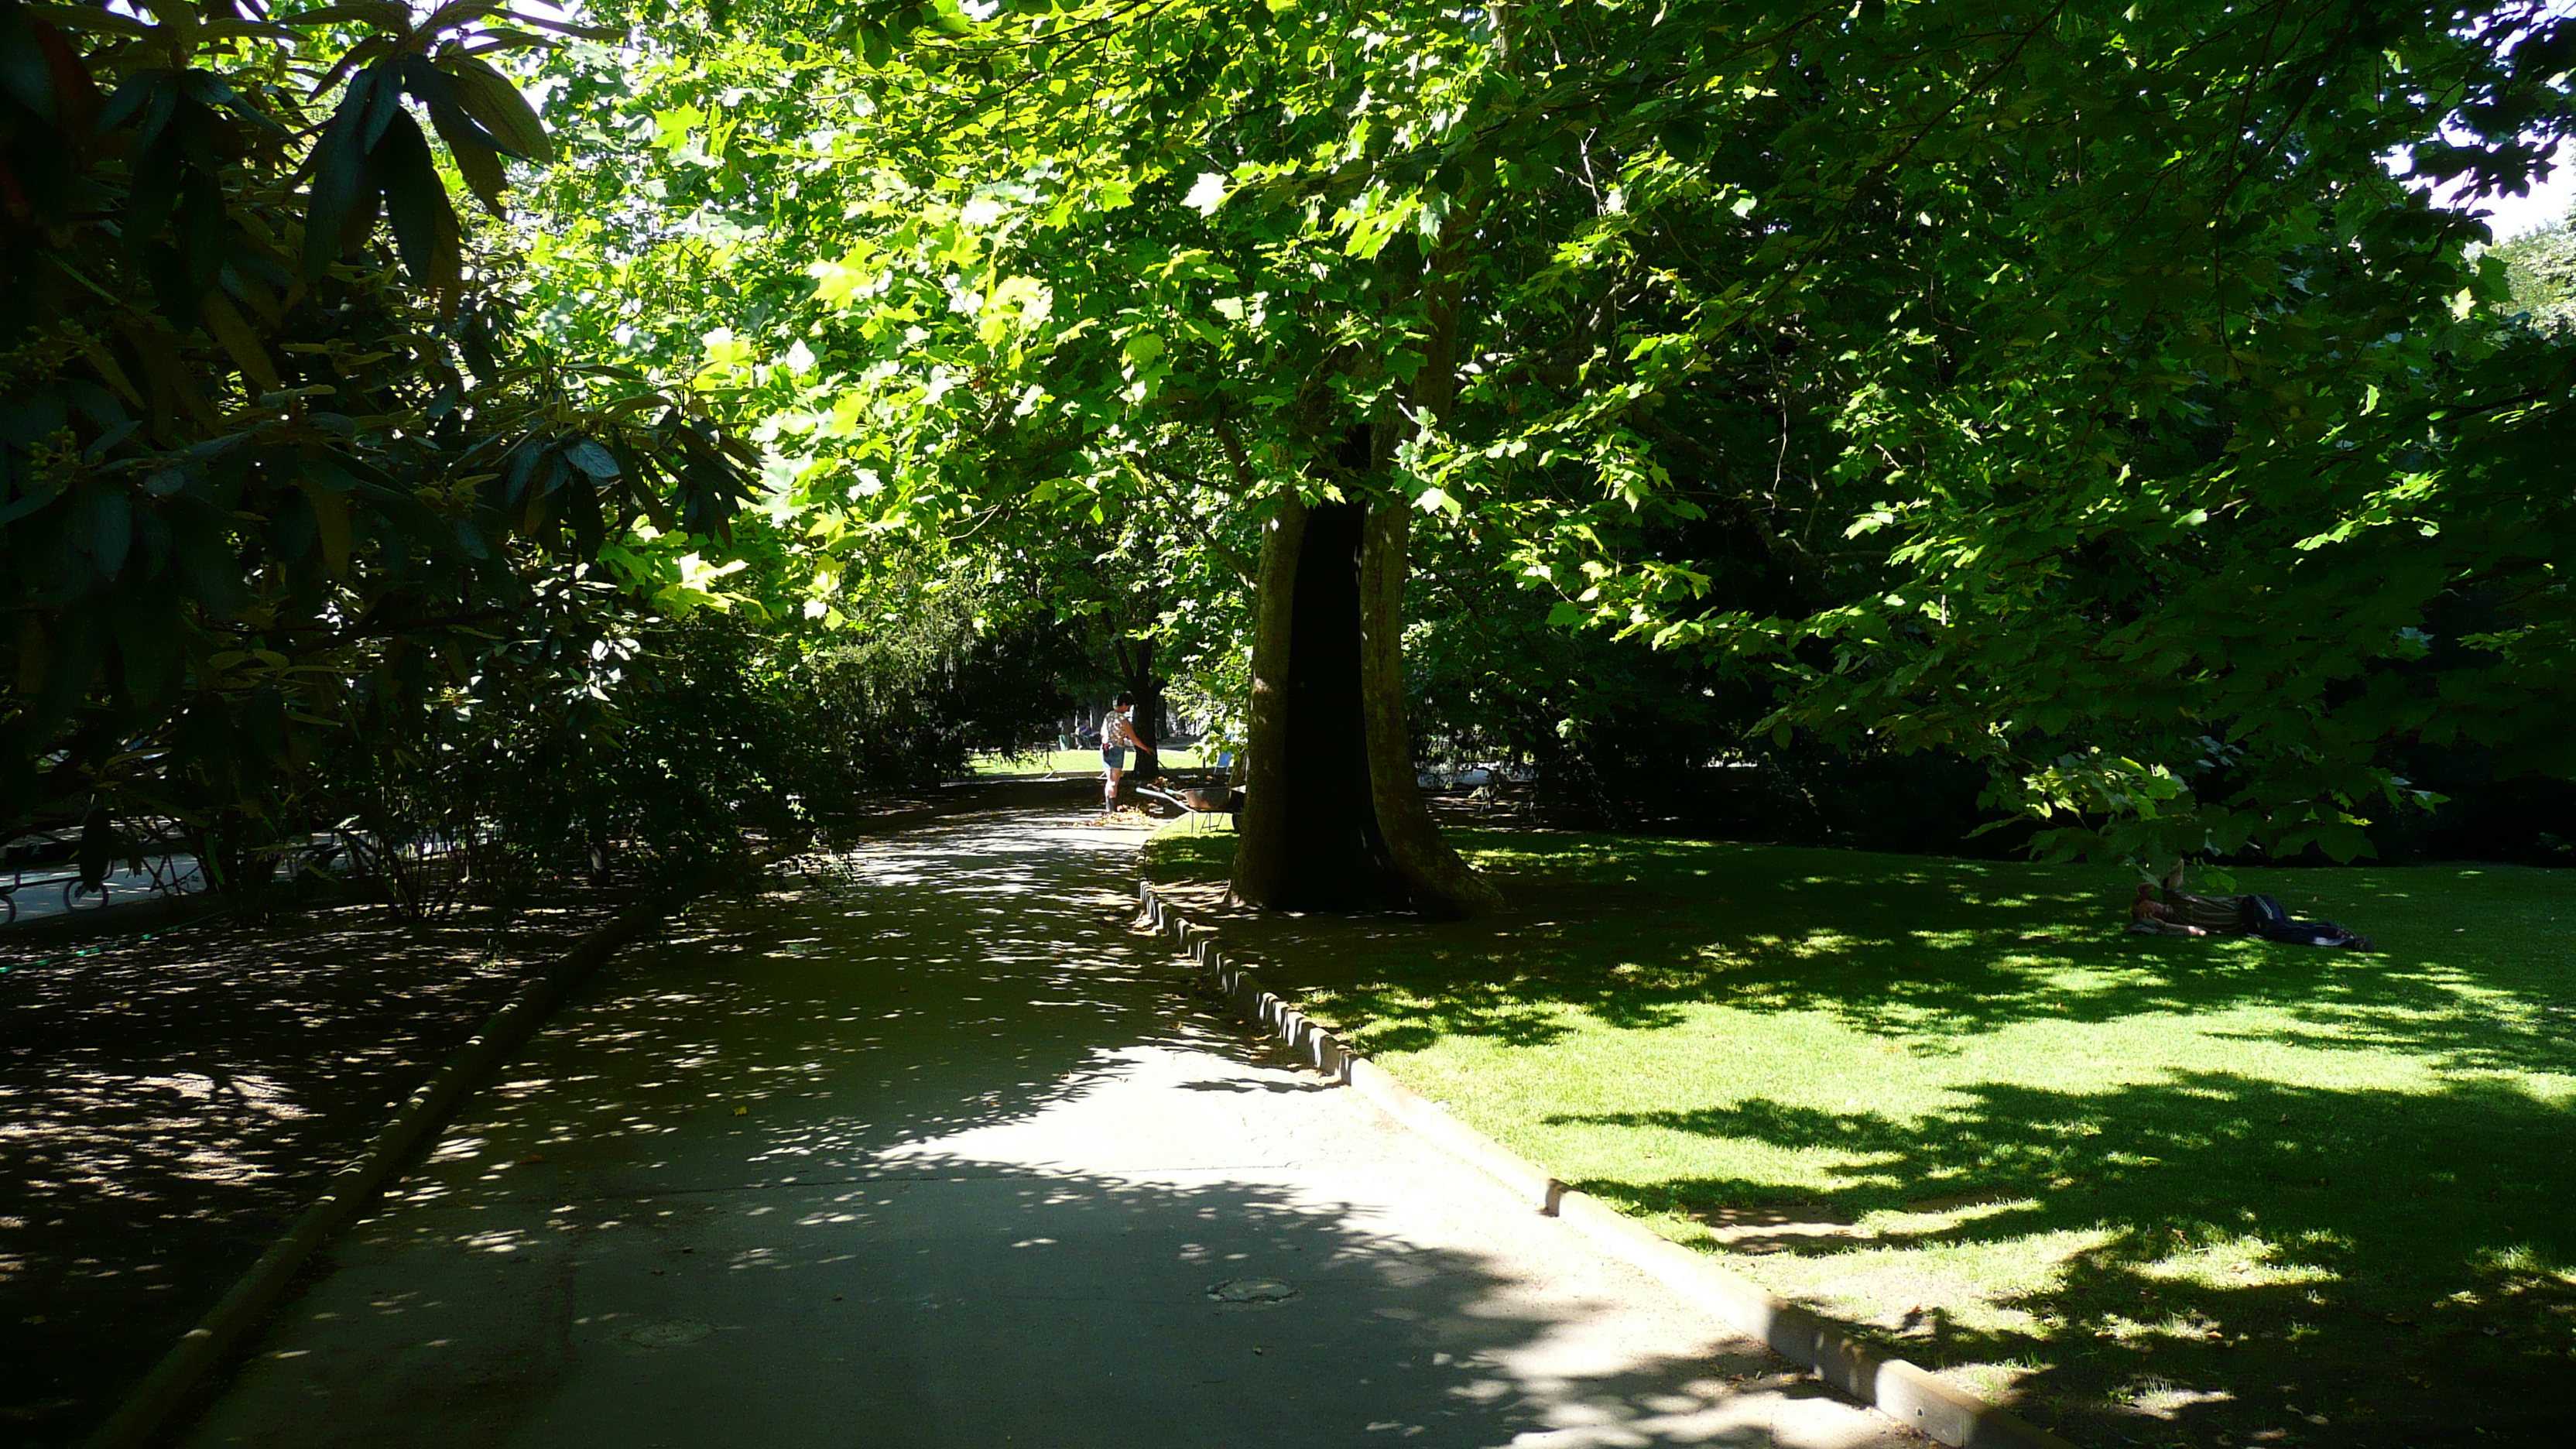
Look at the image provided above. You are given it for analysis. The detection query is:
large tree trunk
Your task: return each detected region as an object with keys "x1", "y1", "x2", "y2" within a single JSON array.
[
  {"x1": 1231, "y1": 484, "x2": 1500, "y2": 917},
  {"x1": 1231, "y1": 495, "x2": 1403, "y2": 910},
  {"x1": 1229, "y1": 496, "x2": 1305, "y2": 908}
]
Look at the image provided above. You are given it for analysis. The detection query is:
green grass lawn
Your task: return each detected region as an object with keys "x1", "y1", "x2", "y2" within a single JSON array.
[
  {"x1": 969, "y1": 746, "x2": 1209, "y2": 778},
  {"x1": 1145, "y1": 827, "x2": 2576, "y2": 1447}
]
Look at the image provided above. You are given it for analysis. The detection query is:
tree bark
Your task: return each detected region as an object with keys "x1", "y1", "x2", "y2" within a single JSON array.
[
  {"x1": 1105, "y1": 615, "x2": 1169, "y2": 783},
  {"x1": 1229, "y1": 496, "x2": 1304, "y2": 908},
  {"x1": 1116, "y1": 639, "x2": 1163, "y2": 784},
  {"x1": 1231, "y1": 480, "x2": 1498, "y2": 915},
  {"x1": 1358, "y1": 495, "x2": 1504, "y2": 917},
  {"x1": 1233, "y1": 496, "x2": 1401, "y2": 909}
]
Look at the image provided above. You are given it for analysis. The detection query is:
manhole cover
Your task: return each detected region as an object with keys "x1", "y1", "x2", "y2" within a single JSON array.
[
  {"x1": 1207, "y1": 1277, "x2": 1300, "y2": 1305},
  {"x1": 627, "y1": 1318, "x2": 713, "y2": 1348}
]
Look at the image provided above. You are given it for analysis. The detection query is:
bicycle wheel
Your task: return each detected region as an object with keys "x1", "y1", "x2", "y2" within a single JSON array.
[
  {"x1": 62, "y1": 879, "x2": 110, "y2": 912},
  {"x1": 0, "y1": 890, "x2": 15, "y2": 927}
]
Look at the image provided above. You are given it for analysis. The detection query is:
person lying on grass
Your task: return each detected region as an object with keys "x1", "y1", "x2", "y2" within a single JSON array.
[
  {"x1": 2129, "y1": 882, "x2": 2211, "y2": 937},
  {"x1": 2126, "y1": 882, "x2": 2374, "y2": 950}
]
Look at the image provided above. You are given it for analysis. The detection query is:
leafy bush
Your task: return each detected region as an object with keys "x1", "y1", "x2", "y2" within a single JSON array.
[
  {"x1": 0, "y1": 2, "x2": 758, "y2": 907},
  {"x1": 786, "y1": 562, "x2": 1082, "y2": 790}
]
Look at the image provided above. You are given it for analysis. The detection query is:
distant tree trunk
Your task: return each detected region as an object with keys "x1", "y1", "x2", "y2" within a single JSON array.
[
  {"x1": 1111, "y1": 635, "x2": 1164, "y2": 783},
  {"x1": 1142, "y1": 678, "x2": 1163, "y2": 780}
]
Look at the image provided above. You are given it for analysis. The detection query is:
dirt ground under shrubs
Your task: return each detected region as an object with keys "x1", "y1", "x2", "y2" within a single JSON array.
[{"x1": 0, "y1": 896, "x2": 638, "y2": 1448}]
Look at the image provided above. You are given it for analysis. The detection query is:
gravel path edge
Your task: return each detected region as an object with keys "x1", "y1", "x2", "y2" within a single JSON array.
[{"x1": 1136, "y1": 879, "x2": 2080, "y2": 1449}]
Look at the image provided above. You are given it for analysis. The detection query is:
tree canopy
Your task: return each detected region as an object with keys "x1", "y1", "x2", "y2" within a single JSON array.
[
  {"x1": 0, "y1": 0, "x2": 1064, "y2": 902},
  {"x1": 509, "y1": 0, "x2": 2572, "y2": 870},
  {"x1": 6, "y1": 0, "x2": 2570, "y2": 896}
]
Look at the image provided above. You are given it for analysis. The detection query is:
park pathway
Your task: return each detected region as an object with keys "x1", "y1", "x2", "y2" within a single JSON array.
[{"x1": 184, "y1": 805, "x2": 1910, "y2": 1449}]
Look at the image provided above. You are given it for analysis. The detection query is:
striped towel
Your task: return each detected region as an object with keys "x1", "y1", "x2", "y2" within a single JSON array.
[{"x1": 2167, "y1": 890, "x2": 2249, "y2": 932}]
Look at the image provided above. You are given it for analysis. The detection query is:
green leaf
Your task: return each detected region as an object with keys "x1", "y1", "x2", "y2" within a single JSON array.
[
  {"x1": 0, "y1": 7, "x2": 60, "y2": 122},
  {"x1": 169, "y1": 504, "x2": 246, "y2": 619},
  {"x1": 108, "y1": 580, "x2": 182, "y2": 707},
  {"x1": 373, "y1": 108, "x2": 459, "y2": 294},
  {"x1": 303, "y1": 77, "x2": 377, "y2": 276},
  {"x1": 438, "y1": 53, "x2": 553, "y2": 163},
  {"x1": 74, "y1": 484, "x2": 132, "y2": 577},
  {"x1": 296, "y1": 480, "x2": 353, "y2": 581},
  {"x1": 443, "y1": 127, "x2": 509, "y2": 213},
  {"x1": 564, "y1": 440, "x2": 622, "y2": 478},
  {"x1": 856, "y1": 19, "x2": 892, "y2": 68}
]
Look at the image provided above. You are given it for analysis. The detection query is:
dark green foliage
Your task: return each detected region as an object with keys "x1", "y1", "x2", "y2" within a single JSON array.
[
  {"x1": 1407, "y1": 533, "x2": 2018, "y2": 852},
  {"x1": 0, "y1": 2, "x2": 759, "y2": 902},
  {"x1": 792, "y1": 620, "x2": 1081, "y2": 790},
  {"x1": 1407, "y1": 529, "x2": 1727, "y2": 817},
  {"x1": 317, "y1": 602, "x2": 772, "y2": 913},
  {"x1": 303, "y1": 585, "x2": 1078, "y2": 915}
]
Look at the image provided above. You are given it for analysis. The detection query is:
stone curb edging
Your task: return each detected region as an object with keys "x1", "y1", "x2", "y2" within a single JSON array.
[
  {"x1": 84, "y1": 891, "x2": 684, "y2": 1449},
  {"x1": 1137, "y1": 880, "x2": 2078, "y2": 1449}
]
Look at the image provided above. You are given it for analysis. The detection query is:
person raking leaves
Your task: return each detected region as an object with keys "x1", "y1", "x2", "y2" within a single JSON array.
[{"x1": 1098, "y1": 695, "x2": 1144, "y2": 819}]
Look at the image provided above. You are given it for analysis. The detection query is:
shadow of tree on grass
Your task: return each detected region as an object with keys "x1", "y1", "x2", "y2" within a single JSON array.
[
  {"x1": 1563, "y1": 1071, "x2": 2576, "y2": 1447},
  {"x1": 1158, "y1": 828, "x2": 2576, "y2": 1446},
  {"x1": 1216, "y1": 835, "x2": 2575, "y2": 1077}
]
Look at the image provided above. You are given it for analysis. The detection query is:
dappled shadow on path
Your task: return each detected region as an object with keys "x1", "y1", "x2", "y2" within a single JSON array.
[
  {"x1": 0, "y1": 899, "x2": 629, "y2": 1448},
  {"x1": 200, "y1": 1149, "x2": 1867, "y2": 1449},
  {"x1": 183, "y1": 805, "x2": 1896, "y2": 1449},
  {"x1": 0, "y1": 784, "x2": 1035, "y2": 1447}
]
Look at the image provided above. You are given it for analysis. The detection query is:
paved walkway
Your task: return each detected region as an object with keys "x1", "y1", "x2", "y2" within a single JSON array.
[
  {"x1": 185, "y1": 809, "x2": 1910, "y2": 1449},
  {"x1": 3, "y1": 856, "x2": 204, "y2": 926}
]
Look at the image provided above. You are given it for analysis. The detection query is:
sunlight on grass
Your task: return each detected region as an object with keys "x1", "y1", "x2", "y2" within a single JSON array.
[
  {"x1": 971, "y1": 747, "x2": 1208, "y2": 777},
  {"x1": 2133, "y1": 1232, "x2": 2342, "y2": 1290},
  {"x1": 1146, "y1": 827, "x2": 2576, "y2": 1444}
]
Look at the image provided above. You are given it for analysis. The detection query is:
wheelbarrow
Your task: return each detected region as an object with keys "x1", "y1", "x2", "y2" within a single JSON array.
[{"x1": 1133, "y1": 784, "x2": 1242, "y2": 832}]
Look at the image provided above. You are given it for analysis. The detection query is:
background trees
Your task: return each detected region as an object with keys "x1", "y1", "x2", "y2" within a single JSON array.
[{"x1": 2496, "y1": 204, "x2": 2576, "y2": 332}]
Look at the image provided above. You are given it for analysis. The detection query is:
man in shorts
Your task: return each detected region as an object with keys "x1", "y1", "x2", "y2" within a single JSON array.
[{"x1": 1100, "y1": 695, "x2": 1142, "y2": 815}]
